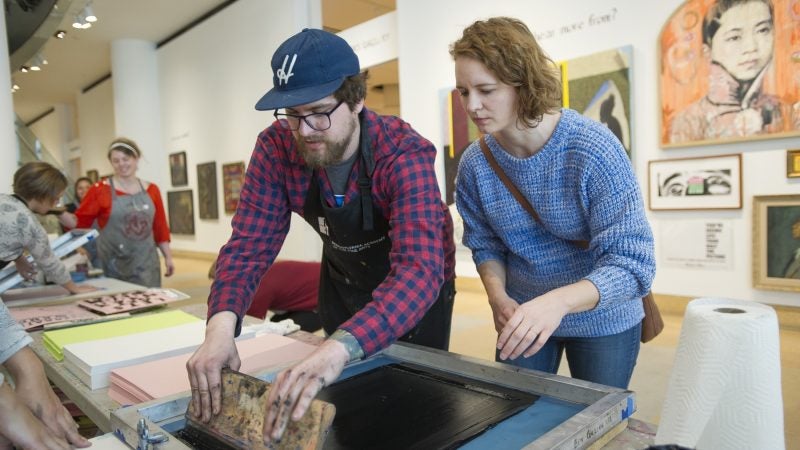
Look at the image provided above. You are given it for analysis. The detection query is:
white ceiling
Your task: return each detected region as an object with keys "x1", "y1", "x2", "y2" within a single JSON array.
[{"x1": 11, "y1": 0, "x2": 396, "y2": 124}]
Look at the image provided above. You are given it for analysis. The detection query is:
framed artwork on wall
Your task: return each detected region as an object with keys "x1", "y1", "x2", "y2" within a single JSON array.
[
  {"x1": 86, "y1": 170, "x2": 99, "y2": 183},
  {"x1": 169, "y1": 151, "x2": 188, "y2": 186},
  {"x1": 648, "y1": 153, "x2": 742, "y2": 210},
  {"x1": 659, "y1": 0, "x2": 800, "y2": 148},
  {"x1": 222, "y1": 162, "x2": 245, "y2": 214},
  {"x1": 787, "y1": 149, "x2": 800, "y2": 178},
  {"x1": 446, "y1": 88, "x2": 479, "y2": 206},
  {"x1": 561, "y1": 45, "x2": 633, "y2": 158},
  {"x1": 752, "y1": 194, "x2": 800, "y2": 292},
  {"x1": 167, "y1": 189, "x2": 194, "y2": 235},
  {"x1": 196, "y1": 161, "x2": 218, "y2": 219}
]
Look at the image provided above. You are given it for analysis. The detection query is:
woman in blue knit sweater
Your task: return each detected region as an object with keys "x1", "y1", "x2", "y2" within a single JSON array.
[{"x1": 450, "y1": 17, "x2": 655, "y2": 389}]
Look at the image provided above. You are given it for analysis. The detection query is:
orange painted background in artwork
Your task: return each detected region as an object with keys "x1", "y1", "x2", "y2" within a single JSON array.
[{"x1": 660, "y1": 0, "x2": 800, "y2": 145}]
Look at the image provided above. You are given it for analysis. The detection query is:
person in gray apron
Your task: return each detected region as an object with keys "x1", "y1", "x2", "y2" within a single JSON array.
[
  {"x1": 76, "y1": 138, "x2": 174, "y2": 287},
  {"x1": 96, "y1": 177, "x2": 161, "y2": 287},
  {"x1": 186, "y1": 29, "x2": 455, "y2": 442}
]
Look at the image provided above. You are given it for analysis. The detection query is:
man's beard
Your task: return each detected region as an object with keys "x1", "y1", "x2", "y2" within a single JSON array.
[{"x1": 296, "y1": 116, "x2": 357, "y2": 169}]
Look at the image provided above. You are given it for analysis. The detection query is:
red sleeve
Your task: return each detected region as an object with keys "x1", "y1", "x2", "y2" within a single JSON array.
[
  {"x1": 147, "y1": 184, "x2": 171, "y2": 243},
  {"x1": 75, "y1": 182, "x2": 112, "y2": 229}
]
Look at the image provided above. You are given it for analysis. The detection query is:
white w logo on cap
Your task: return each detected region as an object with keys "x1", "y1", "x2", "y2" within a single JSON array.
[{"x1": 276, "y1": 54, "x2": 297, "y2": 86}]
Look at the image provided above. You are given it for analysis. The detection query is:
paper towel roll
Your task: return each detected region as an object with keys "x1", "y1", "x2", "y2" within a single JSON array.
[{"x1": 655, "y1": 298, "x2": 784, "y2": 450}]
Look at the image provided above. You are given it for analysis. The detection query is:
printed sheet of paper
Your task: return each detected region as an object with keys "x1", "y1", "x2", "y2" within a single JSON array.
[
  {"x1": 9, "y1": 304, "x2": 98, "y2": 331},
  {"x1": 76, "y1": 288, "x2": 189, "y2": 315}
]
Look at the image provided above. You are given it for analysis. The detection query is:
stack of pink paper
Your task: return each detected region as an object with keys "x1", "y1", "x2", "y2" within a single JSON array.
[{"x1": 108, "y1": 333, "x2": 317, "y2": 405}]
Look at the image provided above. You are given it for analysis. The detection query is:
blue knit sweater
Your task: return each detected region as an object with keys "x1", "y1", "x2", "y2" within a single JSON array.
[{"x1": 455, "y1": 109, "x2": 655, "y2": 337}]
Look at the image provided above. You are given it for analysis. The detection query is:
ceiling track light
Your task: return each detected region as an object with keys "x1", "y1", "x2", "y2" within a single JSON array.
[
  {"x1": 28, "y1": 53, "x2": 48, "y2": 71},
  {"x1": 73, "y1": 11, "x2": 91, "y2": 29},
  {"x1": 72, "y1": 2, "x2": 97, "y2": 29},
  {"x1": 84, "y1": 3, "x2": 97, "y2": 22},
  {"x1": 54, "y1": 30, "x2": 67, "y2": 39}
]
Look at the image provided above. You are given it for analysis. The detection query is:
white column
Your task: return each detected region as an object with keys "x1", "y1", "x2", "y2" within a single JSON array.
[
  {"x1": 0, "y1": 5, "x2": 20, "y2": 187},
  {"x1": 110, "y1": 39, "x2": 165, "y2": 189}
]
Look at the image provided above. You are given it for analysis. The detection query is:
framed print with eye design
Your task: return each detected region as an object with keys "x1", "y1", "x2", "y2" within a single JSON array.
[
  {"x1": 787, "y1": 149, "x2": 800, "y2": 178},
  {"x1": 648, "y1": 153, "x2": 742, "y2": 210},
  {"x1": 753, "y1": 194, "x2": 800, "y2": 292}
]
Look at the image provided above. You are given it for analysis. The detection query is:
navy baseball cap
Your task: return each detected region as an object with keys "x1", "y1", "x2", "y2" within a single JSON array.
[{"x1": 255, "y1": 28, "x2": 360, "y2": 111}]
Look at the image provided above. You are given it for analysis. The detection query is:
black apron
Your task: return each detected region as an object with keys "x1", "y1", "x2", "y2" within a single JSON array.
[{"x1": 302, "y1": 130, "x2": 454, "y2": 351}]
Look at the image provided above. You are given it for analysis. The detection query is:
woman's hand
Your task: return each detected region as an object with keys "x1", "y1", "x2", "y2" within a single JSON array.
[
  {"x1": 164, "y1": 255, "x2": 175, "y2": 277},
  {"x1": 62, "y1": 281, "x2": 98, "y2": 295},
  {"x1": 14, "y1": 255, "x2": 37, "y2": 281},
  {"x1": 487, "y1": 293, "x2": 518, "y2": 333},
  {"x1": 0, "y1": 382, "x2": 71, "y2": 450},
  {"x1": 57, "y1": 212, "x2": 77, "y2": 230},
  {"x1": 6, "y1": 349, "x2": 90, "y2": 448},
  {"x1": 497, "y1": 295, "x2": 569, "y2": 360}
]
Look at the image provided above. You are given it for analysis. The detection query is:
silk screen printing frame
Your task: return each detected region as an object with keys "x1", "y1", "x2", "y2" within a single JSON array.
[
  {"x1": 648, "y1": 153, "x2": 742, "y2": 210},
  {"x1": 753, "y1": 194, "x2": 800, "y2": 292}
]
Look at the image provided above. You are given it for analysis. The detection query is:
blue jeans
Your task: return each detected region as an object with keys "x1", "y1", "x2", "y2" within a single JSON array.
[{"x1": 497, "y1": 322, "x2": 641, "y2": 389}]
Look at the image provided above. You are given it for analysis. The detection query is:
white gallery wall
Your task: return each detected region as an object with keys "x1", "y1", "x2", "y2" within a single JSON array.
[
  {"x1": 395, "y1": 0, "x2": 800, "y2": 306},
  {"x1": 76, "y1": 78, "x2": 115, "y2": 177}
]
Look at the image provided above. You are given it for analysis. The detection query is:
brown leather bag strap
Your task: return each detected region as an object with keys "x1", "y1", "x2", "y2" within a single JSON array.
[{"x1": 478, "y1": 135, "x2": 589, "y2": 250}]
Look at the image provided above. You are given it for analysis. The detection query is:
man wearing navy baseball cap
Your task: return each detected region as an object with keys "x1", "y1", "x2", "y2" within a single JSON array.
[{"x1": 187, "y1": 28, "x2": 456, "y2": 442}]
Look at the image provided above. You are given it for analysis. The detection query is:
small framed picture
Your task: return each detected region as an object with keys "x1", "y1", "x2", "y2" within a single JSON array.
[
  {"x1": 167, "y1": 189, "x2": 194, "y2": 235},
  {"x1": 86, "y1": 169, "x2": 99, "y2": 183},
  {"x1": 169, "y1": 151, "x2": 188, "y2": 186},
  {"x1": 787, "y1": 149, "x2": 800, "y2": 178},
  {"x1": 222, "y1": 162, "x2": 245, "y2": 214},
  {"x1": 196, "y1": 161, "x2": 219, "y2": 219},
  {"x1": 648, "y1": 154, "x2": 742, "y2": 210},
  {"x1": 752, "y1": 194, "x2": 800, "y2": 292}
]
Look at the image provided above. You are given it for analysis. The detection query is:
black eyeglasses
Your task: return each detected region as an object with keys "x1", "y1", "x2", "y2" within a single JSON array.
[{"x1": 274, "y1": 101, "x2": 344, "y2": 131}]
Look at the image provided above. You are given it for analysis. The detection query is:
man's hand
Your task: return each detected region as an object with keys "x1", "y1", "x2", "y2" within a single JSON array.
[
  {"x1": 185, "y1": 312, "x2": 240, "y2": 423},
  {"x1": 262, "y1": 339, "x2": 348, "y2": 444}
]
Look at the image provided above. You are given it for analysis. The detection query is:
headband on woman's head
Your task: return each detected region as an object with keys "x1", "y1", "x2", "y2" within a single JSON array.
[{"x1": 109, "y1": 141, "x2": 139, "y2": 157}]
